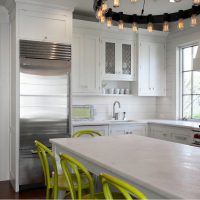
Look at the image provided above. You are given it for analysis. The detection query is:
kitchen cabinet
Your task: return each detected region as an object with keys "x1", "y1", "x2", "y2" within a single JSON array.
[
  {"x1": 19, "y1": 9, "x2": 72, "y2": 44},
  {"x1": 101, "y1": 37, "x2": 136, "y2": 81},
  {"x1": 72, "y1": 29, "x2": 101, "y2": 95},
  {"x1": 149, "y1": 124, "x2": 193, "y2": 145},
  {"x1": 72, "y1": 125, "x2": 109, "y2": 136},
  {"x1": 109, "y1": 124, "x2": 147, "y2": 136},
  {"x1": 149, "y1": 125, "x2": 171, "y2": 141},
  {"x1": 138, "y1": 38, "x2": 166, "y2": 96}
]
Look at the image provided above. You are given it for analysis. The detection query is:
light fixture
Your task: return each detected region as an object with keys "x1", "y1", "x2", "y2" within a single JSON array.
[
  {"x1": 106, "y1": 9, "x2": 113, "y2": 28},
  {"x1": 100, "y1": 15, "x2": 106, "y2": 23},
  {"x1": 147, "y1": 15, "x2": 153, "y2": 32},
  {"x1": 118, "y1": 12, "x2": 124, "y2": 30},
  {"x1": 177, "y1": 10, "x2": 184, "y2": 30},
  {"x1": 101, "y1": 1, "x2": 108, "y2": 13},
  {"x1": 191, "y1": 6, "x2": 198, "y2": 27},
  {"x1": 132, "y1": 14, "x2": 138, "y2": 32},
  {"x1": 96, "y1": 8, "x2": 103, "y2": 20},
  {"x1": 94, "y1": 0, "x2": 200, "y2": 33},
  {"x1": 113, "y1": 0, "x2": 120, "y2": 7},
  {"x1": 163, "y1": 13, "x2": 169, "y2": 32},
  {"x1": 193, "y1": 0, "x2": 200, "y2": 5},
  {"x1": 107, "y1": 17, "x2": 112, "y2": 27}
]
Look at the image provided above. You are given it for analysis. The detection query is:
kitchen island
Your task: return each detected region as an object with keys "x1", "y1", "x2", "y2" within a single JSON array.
[{"x1": 50, "y1": 135, "x2": 200, "y2": 199}]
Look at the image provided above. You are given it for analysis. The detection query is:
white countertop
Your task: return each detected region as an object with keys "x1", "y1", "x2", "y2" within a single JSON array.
[
  {"x1": 72, "y1": 119, "x2": 200, "y2": 129},
  {"x1": 50, "y1": 135, "x2": 200, "y2": 199}
]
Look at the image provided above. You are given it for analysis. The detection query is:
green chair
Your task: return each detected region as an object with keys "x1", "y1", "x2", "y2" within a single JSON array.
[
  {"x1": 60, "y1": 153, "x2": 105, "y2": 199},
  {"x1": 100, "y1": 173, "x2": 148, "y2": 200},
  {"x1": 72, "y1": 130, "x2": 102, "y2": 138},
  {"x1": 35, "y1": 141, "x2": 89, "y2": 199}
]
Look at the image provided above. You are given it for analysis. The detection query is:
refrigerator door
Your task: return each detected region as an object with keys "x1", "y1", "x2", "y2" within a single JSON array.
[{"x1": 19, "y1": 58, "x2": 71, "y2": 187}]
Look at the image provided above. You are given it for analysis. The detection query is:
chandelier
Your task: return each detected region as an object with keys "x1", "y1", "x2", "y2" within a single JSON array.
[{"x1": 94, "y1": 0, "x2": 200, "y2": 32}]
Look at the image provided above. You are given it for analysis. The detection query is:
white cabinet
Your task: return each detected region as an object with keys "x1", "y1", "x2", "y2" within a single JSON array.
[
  {"x1": 109, "y1": 124, "x2": 127, "y2": 136},
  {"x1": 19, "y1": 9, "x2": 72, "y2": 44},
  {"x1": 109, "y1": 124, "x2": 147, "y2": 136},
  {"x1": 170, "y1": 128, "x2": 193, "y2": 145},
  {"x1": 149, "y1": 125, "x2": 171, "y2": 141},
  {"x1": 101, "y1": 37, "x2": 136, "y2": 81},
  {"x1": 72, "y1": 30, "x2": 101, "y2": 95},
  {"x1": 138, "y1": 41, "x2": 166, "y2": 96},
  {"x1": 72, "y1": 125, "x2": 109, "y2": 136},
  {"x1": 149, "y1": 124, "x2": 193, "y2": 145}
]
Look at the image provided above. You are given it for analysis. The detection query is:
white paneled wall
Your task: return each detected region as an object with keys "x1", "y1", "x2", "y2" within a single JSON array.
[
  {"x1": 72, "y1": 96, "x2": 157, "y2": 120},
  {"x1": 157, "y1": 18, "x2": 200, "y2": 119},
  {"x1": 0, "y1": 7, "x2": 10, "y2": 181}
]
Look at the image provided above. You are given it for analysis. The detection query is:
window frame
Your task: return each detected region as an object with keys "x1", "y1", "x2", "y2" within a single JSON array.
[{"x1": 180, "y1": 43, "x2": 200, "y2": 121}]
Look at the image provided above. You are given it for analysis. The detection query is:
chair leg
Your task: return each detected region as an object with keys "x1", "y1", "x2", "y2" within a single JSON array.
[{"x1": 46, "y1": 188, "x2": 51, "y2": 199}]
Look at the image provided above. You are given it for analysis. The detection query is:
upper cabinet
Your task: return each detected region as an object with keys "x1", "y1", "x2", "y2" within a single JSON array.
[
  {"x1": 101, "y1": 37, "x2": 136, "y2": 81},
  {"x1": 72, "y1": 27, "x2": 101, "y2": 95},
  {"x1": 19, "y1": 9, "x2": 72, "y2": 44},
  {"x1": 138, "y1": 32, "x2": 167, "y2": 96}
]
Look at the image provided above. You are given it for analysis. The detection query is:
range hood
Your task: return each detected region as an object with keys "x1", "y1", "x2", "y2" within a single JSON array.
[{"x1": 193, "y1": 44, "x2": 200, "y2": 71}]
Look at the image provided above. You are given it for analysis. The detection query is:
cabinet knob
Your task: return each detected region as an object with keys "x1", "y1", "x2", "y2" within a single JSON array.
[{"x1": 44, "y1": 36, "x2": 48, "y2": 40}]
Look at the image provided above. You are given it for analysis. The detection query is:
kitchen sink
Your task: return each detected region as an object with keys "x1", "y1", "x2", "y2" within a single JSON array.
[{"x1": 108, "y1": 120, "x2": 137, "y2": 123}]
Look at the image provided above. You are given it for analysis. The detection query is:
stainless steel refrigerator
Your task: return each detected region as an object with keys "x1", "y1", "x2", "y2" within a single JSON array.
[{"x1": 19, "y1": 40, "x2": 71, "y2": 189}]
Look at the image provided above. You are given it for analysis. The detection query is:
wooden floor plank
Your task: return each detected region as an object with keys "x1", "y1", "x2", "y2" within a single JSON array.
[{"x1": 0, "y1": 181, "x2": 45, "y2": 199}]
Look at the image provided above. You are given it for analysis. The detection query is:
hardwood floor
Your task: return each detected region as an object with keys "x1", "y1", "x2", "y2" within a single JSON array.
[{"x1": 0, "y1": 181, "x2": 45, "y2": 199}]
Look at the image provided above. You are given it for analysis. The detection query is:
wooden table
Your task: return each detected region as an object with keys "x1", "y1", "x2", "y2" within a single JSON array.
[{"x1": 50, "y1": 135, "x2": 200, "y2": 199}]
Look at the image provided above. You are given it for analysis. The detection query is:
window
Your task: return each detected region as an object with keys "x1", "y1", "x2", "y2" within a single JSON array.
[{"x1": 181, "y1": 45, "x2": 200, "y2": 120}]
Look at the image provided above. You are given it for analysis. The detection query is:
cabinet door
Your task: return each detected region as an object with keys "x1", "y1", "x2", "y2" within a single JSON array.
[
  {"x1": 120, "y1": 42, "x2": 135, "y2": 81},
  {"x1": 149, "y1": 43, "x2": 166, "y2": 96},
  {"x1": 109, "y1": 125, "x2": 127, "y2": 136},
  {"x1": 138, "y1": 42, "x2": 166, "y2": 96},
  {"x1": 149, "y1": 125, "x2": 171, "y2": 141},
  {"x1": 19, "y1": 10, "x2": 71, "y2": 43},
  {"x1": 138, "y1": 42, "x2": 150, "y2": 96},
  {"x1": 101, "y1": 38, "x2": 117, "y2": 80},
  {"x1": 130, "y1": 125, "x2": 147, "y2": 136},
  {"x1": 72, "y1": 33, "x2": 101, "y2": 94},
  {"x1": 72, "y1": 125, "x2": 109, "y2": 136}
]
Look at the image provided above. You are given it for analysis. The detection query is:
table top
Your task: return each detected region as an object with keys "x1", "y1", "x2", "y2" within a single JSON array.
[{"x1": 50, "y1": 135, "x2": 200, "y2": 199}]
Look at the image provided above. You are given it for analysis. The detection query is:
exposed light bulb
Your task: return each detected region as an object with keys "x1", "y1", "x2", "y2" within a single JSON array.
[
  {"x1": 163, "y1": 21, "x2": 169, "y2": 32},
  {"x1": 100, "y1": 15, "x2": 106, "y2": 23},
  {"x1": 132, "y1": 22, "x2": 138, "y2": 32},
  {"x1": 191, "y1": 14, "x2": 198, "y2": 27},
  {"x1": 193, "y1": 0, "x2": 200, "y2": 5},
  {"x1": 113, "y1": 0, "x2": 120, "y2": 7},
  {"x1": 96, "y1": 9, "x2": 103, "y2": 20},
  {"x1": 147, "y1": 22, "x2": 153, "y2": 32},
  {"x1": 177, "y1": 18, "x2": 184, "y2": 30},
  {"x1": 107, "y1": 17, "x2": 112, "y2": 28},
  {"x1": 118, "y1": 20, "x2": 124, "y2": 30},
  {"x1": 101, "y1": 2, "x2": 108, "y2": 13}
]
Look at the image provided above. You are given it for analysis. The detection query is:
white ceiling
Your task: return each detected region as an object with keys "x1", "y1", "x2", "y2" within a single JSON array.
[{"x1": 74, "y1": 0, "x2": 193, "y2": 16}]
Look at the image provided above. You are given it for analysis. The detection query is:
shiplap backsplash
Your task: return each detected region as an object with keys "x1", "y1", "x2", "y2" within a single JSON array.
[{"x1": 72, "y1": 96, "x2": 157, "y2": 120}]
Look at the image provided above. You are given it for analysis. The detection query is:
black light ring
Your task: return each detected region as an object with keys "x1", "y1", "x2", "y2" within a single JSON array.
[{"x1": 94, "y1": 0, "x2": 200, "y2": 24}]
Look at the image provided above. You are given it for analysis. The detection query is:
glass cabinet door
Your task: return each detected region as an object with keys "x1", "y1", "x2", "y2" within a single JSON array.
[
  {"x1": 105, "y1": 42, "x2": 116, "y2": 75},
  {"x1": 122, "y1": 44, "x2": 132, "y2": 76}
]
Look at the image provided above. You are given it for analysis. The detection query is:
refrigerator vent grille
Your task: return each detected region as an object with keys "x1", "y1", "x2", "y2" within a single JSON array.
[{"x1": 20, "y1": 40, "x2": 71, "y2": 61}]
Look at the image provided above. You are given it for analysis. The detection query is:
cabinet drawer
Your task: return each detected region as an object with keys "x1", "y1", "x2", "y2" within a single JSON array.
[
  {"x1": 19, "y1": 10, "x2": 71, "y2": 43},
  {"x1": 171, "y1": 133, "x2": 192, "y2": 145}
]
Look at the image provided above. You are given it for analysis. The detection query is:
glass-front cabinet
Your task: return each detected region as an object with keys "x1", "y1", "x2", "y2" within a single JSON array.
[{"x1": 101, "y1": 37, "x2": 135, "y2": 81}]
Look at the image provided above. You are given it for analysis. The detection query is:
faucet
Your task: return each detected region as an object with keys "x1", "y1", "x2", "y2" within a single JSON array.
[{"x1": 113, "y1": 101, "x2": 121, "y2": 120}]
